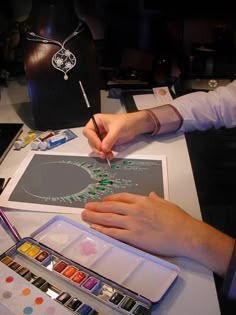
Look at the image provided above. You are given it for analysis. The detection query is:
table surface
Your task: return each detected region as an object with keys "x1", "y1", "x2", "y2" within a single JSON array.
[{"x1": 0, "y1": 78, "x2": 221, "y2": 314}]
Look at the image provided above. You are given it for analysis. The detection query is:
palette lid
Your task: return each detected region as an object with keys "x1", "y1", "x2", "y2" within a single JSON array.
[{"x1": 31, "y1": 215, "x2": 180, "y2": 302}]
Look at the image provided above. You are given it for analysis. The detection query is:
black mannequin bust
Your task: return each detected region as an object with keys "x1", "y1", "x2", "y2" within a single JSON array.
[{"x1": 24, "y1": 0, "x2": 100, "y2": 130}]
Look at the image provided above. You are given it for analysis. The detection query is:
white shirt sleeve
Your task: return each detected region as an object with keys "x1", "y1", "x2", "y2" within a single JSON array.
[{"x1": 170, "y1": 80, "x2": 236, "y2": 132}]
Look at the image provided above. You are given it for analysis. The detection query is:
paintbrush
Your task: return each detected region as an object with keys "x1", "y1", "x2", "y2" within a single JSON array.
[
  {"x1": 0, "y1": 207, "x2": 22, "y2": 241},
  {"x1": 79, "y1": 80, "x2": 111, "y2": 168}
]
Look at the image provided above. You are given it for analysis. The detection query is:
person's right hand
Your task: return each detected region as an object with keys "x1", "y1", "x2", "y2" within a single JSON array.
[{"x1": 82, "y1": 111, "x2": 154, "y2": 160}]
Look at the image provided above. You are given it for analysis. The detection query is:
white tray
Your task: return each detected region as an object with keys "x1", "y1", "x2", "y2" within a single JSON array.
[{"x1": 31, "y1": 215, "x2": 180, "y2": 303}]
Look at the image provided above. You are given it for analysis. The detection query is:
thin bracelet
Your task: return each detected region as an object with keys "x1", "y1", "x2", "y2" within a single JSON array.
[
  {"x1": 145, "y1": 109, "x2": 161, "y2": 136},
  {"x1": 222, "y1": 239, "x2": 236, "y2": 300}
]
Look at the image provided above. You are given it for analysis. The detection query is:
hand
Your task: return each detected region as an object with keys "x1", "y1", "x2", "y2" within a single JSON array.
[
  {"x1": 82, "y1": 191, "x2": 201, "y2": 257},
  {"x1": 82, "y1": 192, "x2": 235, "y2": 276},
  {"x1": 82, "y1": 112, "x2": 155, "y2": 160}
]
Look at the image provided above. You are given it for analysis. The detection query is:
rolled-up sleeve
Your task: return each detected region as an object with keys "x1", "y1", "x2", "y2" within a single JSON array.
[{"x1": 171, "y1": 80, "x2": 236, "y2": 132}]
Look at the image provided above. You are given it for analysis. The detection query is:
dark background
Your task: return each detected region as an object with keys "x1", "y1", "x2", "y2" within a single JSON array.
[
  {"x1": 1, "y1": 1, "x2": 236, "y2": 313},
  {"x1": 1, "y1": 0, "x2": 236, "y2": 86}
]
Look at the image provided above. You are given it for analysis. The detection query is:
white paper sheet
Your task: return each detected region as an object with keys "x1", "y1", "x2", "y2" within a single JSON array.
[{"x1": 133, "y1": 86, "x2": 174, "y2": 110}]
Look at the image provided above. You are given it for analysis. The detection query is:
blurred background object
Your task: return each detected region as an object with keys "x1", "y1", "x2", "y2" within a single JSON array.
[
  {"x1": 23, "y1": 0, "x2": 100, "y2": 130},
  {"x1": 1, "y1": 0, "x2": 236, "y2": 92},
  {"x1": 0, "y1": 0, "x2": 32, "y2": 84}
]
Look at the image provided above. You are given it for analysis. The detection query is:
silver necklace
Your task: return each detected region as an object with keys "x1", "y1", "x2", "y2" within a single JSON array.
[{"x1": 26, "y1": 23, "x2": 84, "y2": 80}]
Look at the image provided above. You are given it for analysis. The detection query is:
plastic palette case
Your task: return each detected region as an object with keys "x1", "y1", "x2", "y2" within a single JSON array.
[
  {"x1": 33, "y1": 216, "x2": 180, "y2": 308},
  {"x1": 0, "y1": 216, "x2": 180, "y2": 315}
]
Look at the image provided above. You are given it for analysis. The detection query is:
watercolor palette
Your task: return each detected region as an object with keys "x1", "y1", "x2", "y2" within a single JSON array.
[
  {"x1": 33, "y1": 216, "x2": 180, "y2": 298},
  {"x1": 0, "y1": 216, "x2": 180, "y2": 314},
  {"x1": 0, "y1": 238, "x2": 151, "y2": 314}
]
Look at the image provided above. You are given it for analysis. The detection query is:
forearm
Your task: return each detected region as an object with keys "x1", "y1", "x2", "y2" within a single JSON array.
[
  {"x1": 189, "y1": 222, "x2": 236, "y2": 300},
  {"x1": 185, "y1": 219, "x2": 235, "y2": 277}
]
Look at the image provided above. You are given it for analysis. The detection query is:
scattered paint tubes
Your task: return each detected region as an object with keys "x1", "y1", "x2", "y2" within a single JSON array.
[
  {"x1": 38, "y1": 131, "x2": 55, "y2": 141},
  {"x1": 46, "y1": 130, "x2": 77, "y2": 149},
  {"x1": 31, "y1": 131, "x2": 56, "y2": 150},
  {"x1": 31, "y1": 138, "x2": 41, "y2": 150},
  {"x1": 15, "y1": 129, "x2": 69, "y2": 151},
  {"x1": 31, "y1": 129, "x2": 77, "y2": 151},
  {"x1": 14, "y1": 132, "x2": 37, "y2": 150}
]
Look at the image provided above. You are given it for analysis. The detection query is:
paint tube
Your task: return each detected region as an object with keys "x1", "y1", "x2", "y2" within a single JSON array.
[
  {"x1": 14, "y1": 132, "x2": 37, "y2": 150},
  {"x1": 40, "y1": 129, "x2": 77, "y2": 150}
]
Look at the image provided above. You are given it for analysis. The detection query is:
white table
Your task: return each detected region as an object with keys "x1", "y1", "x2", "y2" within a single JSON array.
[{"x1": 0, "y1": 78, "x2": 221, "y2": 314}]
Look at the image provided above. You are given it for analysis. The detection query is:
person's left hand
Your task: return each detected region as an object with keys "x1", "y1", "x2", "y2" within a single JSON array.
[{"x1": 81, "y1": 191, "x2": 201, "y2": 258}]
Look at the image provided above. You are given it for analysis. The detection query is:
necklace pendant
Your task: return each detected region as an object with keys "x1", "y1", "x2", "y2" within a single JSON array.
[{"x1": 51, "y1": 48, "x2": 77, "y2": 80}]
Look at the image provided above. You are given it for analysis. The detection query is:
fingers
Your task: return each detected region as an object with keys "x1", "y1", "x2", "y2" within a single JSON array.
[
  {"x1": 84, "y1": 193, "x2": 159, "y2": 219},
  {"x1": 82, "y1": 193, "x2": 144, "y2": 227},
  {"x1": 103, "y1": 192, "x2": 145, "y2": 203},
  {"x1": 82, "y1": 193, "x2": 149, "y2": 229},
  {"x1": 82, "y1": 208, "x2": 129, "y2": 228},
  {"x1": 85, "y1": 198, "x2": 131, "y2": 215},
  {"x1": 87, "y1": 140, "x2": 103, "y2": 158},
  {"x1": 83, "y1": 116, "x2": 115, "y2": 160},
  {"x1": 90, "y1": 224, "x2": 133, "y2": 244},
  {"x1": 101, "y1": 129, "x2": 119, "y2": 153},
  {"x1": 83, "y1": 119, "x2": 102, "y2": 151},
  {"x1": 149, "y1": 191, "x2": 163, "y2": 201},
  {"x1": 106, "y1": 151, "x2": 114, "y2": 161}
]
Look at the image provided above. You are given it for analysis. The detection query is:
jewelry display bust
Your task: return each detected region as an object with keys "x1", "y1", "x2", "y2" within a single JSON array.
[{"x1": 24, "y1": 0, "x2": 100, "y2": 130}]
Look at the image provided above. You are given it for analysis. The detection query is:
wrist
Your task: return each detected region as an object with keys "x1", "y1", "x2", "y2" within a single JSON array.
[{"x1": 131, "y1": 111, "x2": 157, "y2": 135}]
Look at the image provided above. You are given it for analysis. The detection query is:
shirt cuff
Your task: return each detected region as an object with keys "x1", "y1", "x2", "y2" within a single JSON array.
[
  {"x1": 222, "y1": 239, "x2": 236, "y2": 300},
  {"x1": 145, "y1": 105, "x2": 183, "y2": 136}
]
